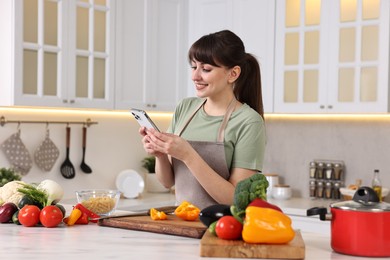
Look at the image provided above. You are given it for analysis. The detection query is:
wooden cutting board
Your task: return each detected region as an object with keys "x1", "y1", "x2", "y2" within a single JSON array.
[
  {"x1": 200, "y1": 230, "x2": 305, "y2": 259},
  {"x1": 98, "y1": 214, "x2": 207, "y2": 239}
]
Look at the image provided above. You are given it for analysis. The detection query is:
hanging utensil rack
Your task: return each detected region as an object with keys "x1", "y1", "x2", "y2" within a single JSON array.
[{"x1": 0, "y1": 116, "x2": 98, "y2": 127}]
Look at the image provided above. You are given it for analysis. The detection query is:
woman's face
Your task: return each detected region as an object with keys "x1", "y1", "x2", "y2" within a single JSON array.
[{"x1": 190, "y1": 59, "x2": 234, "y2": 99}]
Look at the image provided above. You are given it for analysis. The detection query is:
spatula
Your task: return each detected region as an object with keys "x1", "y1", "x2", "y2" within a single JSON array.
[
  {"x1": 60, "y1": 126, "x2": 75, "y2": 179},
  {"x1": 80, "y1": 126, "x2": 92, "y2": 173}
]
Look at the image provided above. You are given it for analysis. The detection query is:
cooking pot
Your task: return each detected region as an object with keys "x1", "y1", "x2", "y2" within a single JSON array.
[{"x1": 307, "y1": 186, "x2": 390, "y2": 257}]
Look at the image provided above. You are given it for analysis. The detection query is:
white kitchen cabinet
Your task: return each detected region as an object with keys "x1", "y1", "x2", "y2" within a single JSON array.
[
  {"x1": 1, "y1": 0, "x2": 115, "y2": 109},
  {"x1": 187, "y1": 0, "x2": 275, "y2": 113},
  {"x1": 274, "y1": 0, "x2": 389, "y2": 113},
  {"x1": 114, "y1": 0, "x2": 189, "y2": 111}
]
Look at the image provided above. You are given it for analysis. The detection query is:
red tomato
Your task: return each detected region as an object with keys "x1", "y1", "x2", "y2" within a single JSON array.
[
  {"x1": 40, "y1": 205, "x2": 64, "y2": 228},
  {"x1": 215, "y1": 216, "x2": 243, "y2": 240},
  {"x1": 19, "y1": 205, "x2": 41, "y2": 227}
]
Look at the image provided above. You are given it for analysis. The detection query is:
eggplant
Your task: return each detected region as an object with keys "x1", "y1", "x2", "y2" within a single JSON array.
[
  {"x1": 199, "y1": 204, "x2": 232, "y2": 227},
  {"x1": 0, "y1": 202, "x2": 18, "y2": 223}
]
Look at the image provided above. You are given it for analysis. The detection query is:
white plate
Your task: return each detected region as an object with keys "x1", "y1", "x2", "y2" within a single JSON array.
[{"x1": 116, "y1": 169, "x2": 145, "y2": 198}]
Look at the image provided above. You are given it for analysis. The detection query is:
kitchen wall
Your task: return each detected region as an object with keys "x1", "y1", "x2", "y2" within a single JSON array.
[{"x1": 1, "y1": 108, "x2": 389, "y2": 203}]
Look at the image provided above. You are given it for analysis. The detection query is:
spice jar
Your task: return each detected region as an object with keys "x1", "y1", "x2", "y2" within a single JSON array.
[
  {"x1": 317, "y1": 162, "x2": 324, "y2": 179},
  {"x1": 325, "y1": 181, "x2": 333, "y2": 199},
  {"x1": 309, "y1": 180, "x2": 316, "y2": 198},
  {"x1": 333, "y1": 163, "x2": 343, "y2": 180},
  {"x1": 316, "y1": 181, "x2": 324, "y2": 198},
  {"x1": 309, "y1": 161, "x2": 317, "y2": 178},
  {"x1": 333, "y1": 182, "x2": 341, "y2": 199},
  {"x1": 325, "y1": 163, "x2": 333, "y2": 180}
]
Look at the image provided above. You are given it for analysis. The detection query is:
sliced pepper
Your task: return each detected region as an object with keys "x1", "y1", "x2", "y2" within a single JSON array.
[
  {"x1": 63, "y1": 212, "x2": 89, "y2": 225},
  {"x1": 74, "y1": 203, "x2": 100, "y2": 223},
  {"x1": 65, "y1": 208, "x2": 82, "y2": 226},
  {"x1": 150, "y1": 208, "x2": 168, "y2": 220},
  {"x1": 242, "y1": 206, "x2": 295, "y2": 244},
  {"x1": 174, "y1": 201, "x2": 200, "y2": 221}
]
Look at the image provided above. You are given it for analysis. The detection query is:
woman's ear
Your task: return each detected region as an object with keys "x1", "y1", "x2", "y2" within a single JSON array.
[{"x1": 228, "y1": 66, "x2": 241, "y2": 83}]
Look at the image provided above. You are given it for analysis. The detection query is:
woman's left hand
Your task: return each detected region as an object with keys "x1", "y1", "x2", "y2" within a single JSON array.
[{"x1": 146, "y1": 129, "x2": 194, "y2": 162}]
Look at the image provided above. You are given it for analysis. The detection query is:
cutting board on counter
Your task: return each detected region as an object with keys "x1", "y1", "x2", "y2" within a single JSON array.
[
  {"x1": 200, "y1": 230, "x2": 305, "y2": 259},
  {"x1": 98, "y1": 215, "x2": 207, "y2": 239}
]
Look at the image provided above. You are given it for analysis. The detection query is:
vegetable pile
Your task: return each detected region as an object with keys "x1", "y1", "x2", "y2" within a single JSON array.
[
  {"x1": 0, "y1": 179, "x2": 66, "y2": 228},
  {"x1": 199, "y1": 173, "x2": 295, "y2": 244}
]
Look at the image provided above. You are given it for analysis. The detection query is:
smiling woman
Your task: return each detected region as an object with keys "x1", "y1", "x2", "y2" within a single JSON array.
[{"x1": 138, "y1": 30, "x2": 266, "y2": 209}]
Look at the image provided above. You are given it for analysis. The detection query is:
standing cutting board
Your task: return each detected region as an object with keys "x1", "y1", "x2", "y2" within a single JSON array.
[
  {"x1": 200, "y1": 230, "x2": 305, "y2": 259},
  {"x1": 98, "y1": 215, "x2": 207, "y2": 239}
]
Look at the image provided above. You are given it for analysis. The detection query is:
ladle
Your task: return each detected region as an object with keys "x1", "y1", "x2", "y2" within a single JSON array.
[{"x1": 80, "y1": 126, "x2": 92, "y2": 173}]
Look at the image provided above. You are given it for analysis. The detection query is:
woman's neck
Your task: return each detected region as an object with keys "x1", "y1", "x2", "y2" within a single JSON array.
[{"x1": 203, "y1": 95, "x2": 237, "y2": 116}]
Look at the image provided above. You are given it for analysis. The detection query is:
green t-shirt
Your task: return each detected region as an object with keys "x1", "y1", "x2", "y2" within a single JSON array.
[{"x1": 168, "y1": 97, "x2": 266, "y2": 171}]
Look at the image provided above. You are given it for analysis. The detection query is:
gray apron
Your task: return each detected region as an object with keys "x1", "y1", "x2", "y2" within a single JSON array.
[{"x1": 172, "y1": 98, "x2": 237, "y2": 209}]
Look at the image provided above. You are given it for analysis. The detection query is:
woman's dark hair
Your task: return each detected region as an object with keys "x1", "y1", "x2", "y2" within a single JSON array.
[{"x1": 188, "y1": 30, "x2": 264, "y2": 118}]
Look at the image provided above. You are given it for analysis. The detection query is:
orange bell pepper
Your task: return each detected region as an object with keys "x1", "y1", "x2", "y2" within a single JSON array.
[
  {"x1": 150, "y1": 208, "x2": 168, "y2": 220},
  {"x1": 65, "y1": 208, "x2": 82, "y2": 226},
  {"x1": 174, "y1": 201, "x2": 200, "y2": 221},
  {"x1": 242, "y1": 206, "x2": 295, "y2": 244}
]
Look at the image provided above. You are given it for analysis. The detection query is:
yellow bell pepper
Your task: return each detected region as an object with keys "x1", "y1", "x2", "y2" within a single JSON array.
[
  {"x1": 66, "y1": 208, "x2": 82, "y2": 226},
  {"x1": 174, "y1": 201, "x2": 200, "y2": 221},
  {"x1": 150, "y1": 208, "x2": 168, "y2": 220},
  {"x1": 242, "y1": 206, "x2": 295, "y2": 244}
]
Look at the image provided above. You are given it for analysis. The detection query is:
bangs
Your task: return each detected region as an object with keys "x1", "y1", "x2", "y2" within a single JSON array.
[{"x1": 188, "y1": 36, "x2": 221, "y2": 67}]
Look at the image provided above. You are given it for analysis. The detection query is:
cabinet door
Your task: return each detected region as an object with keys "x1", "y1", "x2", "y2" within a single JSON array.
[
  {"x1": 274, "y1": 0, "x2": 328, "y2": 113},
  {"x1": 188, "y1": 0, "x2": 275, "y2": 113},
  {"x1": 13, "y1": 0, "x2": 68, "y2": 107},
  {"x1": 115, "y1": 0, "x2": 188, "y2": 111},
  {"x1": 327, "y1": 0, "x2": 389, "y2": 113},
  {"x1": 12, "y1": 0, "x2": 115, "y2": 109},
  {"x1": 67, "y1": 0, "x2": 115, "y2": 109},
  {"x1": 274, "y1": 0, "x2": 389, "y2": 113}
]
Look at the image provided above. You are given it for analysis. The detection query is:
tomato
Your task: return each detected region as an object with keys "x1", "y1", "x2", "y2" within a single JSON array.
[
  {"x1": 18, "y1": 205, "x2": 41, "y2": 227},
  {"x1": 215, "y1": 216, "x2": 243, "y2": 240},
  {"x1": 40, "y1": 205, "x2": 64, "y2": 228}
]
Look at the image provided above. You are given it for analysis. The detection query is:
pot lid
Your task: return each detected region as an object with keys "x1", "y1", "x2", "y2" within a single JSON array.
[
  {"x1": 331, "y1": 200, "x2": 390, "y2": 212},
  {"x1": 331, "y1": 186, "x2": 390, "y2": 212}
]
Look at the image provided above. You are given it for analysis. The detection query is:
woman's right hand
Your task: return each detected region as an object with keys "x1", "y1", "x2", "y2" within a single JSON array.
[{"x1": 139, "y1": 127, "x2": 164, "y2": 157}]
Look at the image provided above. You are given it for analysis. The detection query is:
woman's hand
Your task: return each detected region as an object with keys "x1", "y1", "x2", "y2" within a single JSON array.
[{"x1": 145, "y1": 129, "x2": 194, "y2": 162}]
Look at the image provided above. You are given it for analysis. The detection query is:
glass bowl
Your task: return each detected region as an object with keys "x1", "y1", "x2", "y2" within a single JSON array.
[{"x1": 75, "y1": 189, "x2": 121, "y2": 216}]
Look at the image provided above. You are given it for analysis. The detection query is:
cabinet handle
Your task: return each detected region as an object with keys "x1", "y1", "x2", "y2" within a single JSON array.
[
  {"x1": 69, "y1": 100, "x2": 75, "y2": 104},
  {"x1": 63, "y1": 100, "x2": 68, "y2": 103},
  {"x1": 320, "y1": 105, "x2": 325, "y2": 109},
  {"x1": 152, "y1": 104, "x2": 156, "y2": 108},
  {"x1": 328, "y1": 105, "x2": 333, "y2": 109}
]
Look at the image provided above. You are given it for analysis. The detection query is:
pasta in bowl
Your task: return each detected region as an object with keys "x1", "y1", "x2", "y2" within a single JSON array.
[{"x1": 76, "y1": 189, "x2": 121, "y2": 216}]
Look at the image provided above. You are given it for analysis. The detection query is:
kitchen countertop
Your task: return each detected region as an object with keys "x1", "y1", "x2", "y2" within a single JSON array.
[{"x1": 3, "y1": 193, "x2": 386, "y2": 259}]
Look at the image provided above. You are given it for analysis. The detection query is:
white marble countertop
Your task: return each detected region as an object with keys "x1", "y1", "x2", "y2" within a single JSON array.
[{"x1": 2, "y1": 194, "x2": 388, "y2": 259}]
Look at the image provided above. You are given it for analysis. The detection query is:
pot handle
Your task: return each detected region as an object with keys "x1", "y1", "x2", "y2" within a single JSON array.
[
  {"x1": 307, "y1": 207, "x2": 331, "y2": 221},
  {"x1": 352, "y1": 186, "x2": 379, "y2": 205}
]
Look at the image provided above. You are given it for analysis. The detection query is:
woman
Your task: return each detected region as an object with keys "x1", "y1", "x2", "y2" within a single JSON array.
[{"x1": 140, "y1": 30, "x2": 266, "y2": 209}]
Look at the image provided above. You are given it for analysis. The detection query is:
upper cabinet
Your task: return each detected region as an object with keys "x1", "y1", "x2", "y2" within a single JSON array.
[
  {"x1": 274, "y1": 0, "x2": 389, "y2": 113},
  {"x1": 6, "y1": 0, "x2": 116, "y2": 109},
  {"x1": 114, "y1": 0, "x2": 188, "y2": 111},
  {"x1": 187, "y1": 0, "x2": 275, "y2": 113}
]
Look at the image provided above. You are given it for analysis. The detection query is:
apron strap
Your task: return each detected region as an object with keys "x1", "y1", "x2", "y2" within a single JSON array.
[
  {"x1": 178, "y1": 98, "x2": 237, "y2": 143},
  {"x1": 177, "y1": 99, "x2": 207, "y2": 136},
  {"x1": 217, "y1": 98, "x2": 236, "y2": 142}
]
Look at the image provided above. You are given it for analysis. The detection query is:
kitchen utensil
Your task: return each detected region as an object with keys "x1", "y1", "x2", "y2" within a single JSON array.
[
  {"x1": 34, "y1": 127, "x2": 60, "y2": 171},
  {"x1": 96, "y1": 205, "x2": 177, "y2": 220},
  {"x1": 0, "y1": 129, "x2": 33, "y2": 175},
  {"x1": 307, "y1": 186, "x2": 390, "y2": 257},
  {"x1": 200, "y1": 230, "x2": 305, "y2": 259},
  {"x1": 98, "y1": 214, "x2": 206, "y2": 238},
  {"x1": 80, "y1": 126, "x2": 92, "y2": 173},
  {"x1": 60, "y1": 126, "x2": 75, "y2": 179}
]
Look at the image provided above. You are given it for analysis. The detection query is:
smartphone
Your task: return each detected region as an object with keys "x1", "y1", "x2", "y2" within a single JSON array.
[{"x1": 130, "y1": 108, "x2": 160, "y2": 132}]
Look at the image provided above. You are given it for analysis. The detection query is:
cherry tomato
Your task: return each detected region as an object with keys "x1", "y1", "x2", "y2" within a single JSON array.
[
  {"x1": 40, "y1": 205, "x2": 64, "y2": 228},
  {"x1": 18, "y1": 205, "x2": 41, "y2": 227},
  {"x1": 215, "y1": 216, "x2": 243, "y2": 240}
]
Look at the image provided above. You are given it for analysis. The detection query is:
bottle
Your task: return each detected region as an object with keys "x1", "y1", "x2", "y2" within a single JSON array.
[{"x1": 372, "y1": 169, "x2": 382, "y2": 202}]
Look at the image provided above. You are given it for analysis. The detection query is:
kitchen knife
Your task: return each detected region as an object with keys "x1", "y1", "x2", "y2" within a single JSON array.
[{"x1": 96, "y1": 205, "x2": 177, "y2": 220}]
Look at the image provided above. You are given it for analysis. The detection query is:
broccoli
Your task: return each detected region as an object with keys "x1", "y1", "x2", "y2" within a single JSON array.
[{"x1": 233, "y1": 173, "x2": 269, "y2": 212}]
